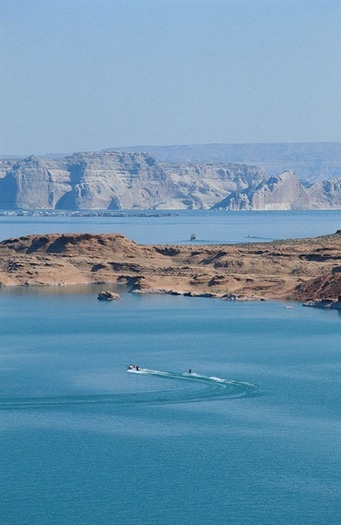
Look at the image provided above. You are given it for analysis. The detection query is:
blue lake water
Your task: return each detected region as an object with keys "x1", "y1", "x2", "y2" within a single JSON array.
[
  {"x1": 0, "y1": 287, "x2": 340, "y2": 525},
  {"x1": 1, "y1": 209, "x2": 341, "y2": 244},
  {"x1": 0, "y1": 212, "x2": 341, "y2": 524}
]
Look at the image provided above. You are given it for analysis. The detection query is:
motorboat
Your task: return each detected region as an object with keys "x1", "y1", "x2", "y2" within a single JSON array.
[
  {"x1": 127, "y1": 364, "x2": 140, "y2": 371},
  {"x1": 190, "y1": 233, "x2": 196, "y2": 241}
]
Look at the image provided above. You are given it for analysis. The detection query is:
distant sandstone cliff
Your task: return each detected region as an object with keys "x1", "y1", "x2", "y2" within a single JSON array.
[
  {"x1": 161, "y1": 162, "x2": 264, "y2": 209},
  {"x1": 213, "y1": 171, "x2": 341, "y2": 210},
  {"x1": 0, "y1": 152, "x2": 171, "y2": 210},
  {"x1": 1, "y1": 149, "x2": 341, "y2": 210},
  {"x1": 0, "y1": 151, "x2": 265, "y2": 210}
]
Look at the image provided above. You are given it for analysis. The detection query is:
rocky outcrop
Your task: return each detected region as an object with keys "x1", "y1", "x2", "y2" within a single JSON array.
[
  {"x1": 251, "y1": 172, "x2": 309, "y2": 210},
  {"x1": 0, "y1": 156, "x2": 71, "y2": 209},
  {"x1": 3, "y1": 149, "x2": 341, "y2": 210},
  {"x1": 162, "y1": 162, "x2": 265, "y2": 209},
  {"x1": 0, "y1": 231, "x2": 341, "y2": 303},
  {"x1": 307, "y1": 178, "x2": 341, "y2": 209},
  {"x1": 214, "y1": 171, "x2": 310, "y2": 210},
  {"x1": 58, "y1": 151, "x2": 173, "y2": 210},
  {"x1": 303, "y1": 298, "x2": 341, "y2": 309},
  {"x1": 293, "y1": 272, "x2": 341, "y2": 302},
  {"x1": 213, "y1": 171, "x2": 341, "y2": 211},
  {"x1": 0, "y1": 151, "x2": 265, "y2": 210},
  {"x1": 0, "y1": 152, "x2": 174, "y2": 210},
  {"x1": 97, "y1": 290, "x2": 120, "y2": 301}
]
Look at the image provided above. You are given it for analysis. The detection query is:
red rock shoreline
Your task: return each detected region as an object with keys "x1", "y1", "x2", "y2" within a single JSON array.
[{"x1": 0, "y1": 232, "x2": 340, "y2": 303}]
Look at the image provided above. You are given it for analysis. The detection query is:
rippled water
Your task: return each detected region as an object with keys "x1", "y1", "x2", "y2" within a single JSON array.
[
  {"x1": 0, "y1": 369, "x2": 257, "y2": 410},
  {"x1": 0, "y1": 288, "x2": 340, "y2": 524}
]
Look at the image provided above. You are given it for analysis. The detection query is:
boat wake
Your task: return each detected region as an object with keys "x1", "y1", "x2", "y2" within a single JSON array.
[
  {"x1": 128, "y1": 368, "x2": 258, "y2": 402},
  {"x1": 0, "y1": 369, "x2": 258, "y2": 410}
]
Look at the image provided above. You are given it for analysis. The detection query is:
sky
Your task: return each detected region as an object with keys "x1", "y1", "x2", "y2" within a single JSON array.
[{"x1": 1, "y1": 0, "x2": 341, "y2": 155}]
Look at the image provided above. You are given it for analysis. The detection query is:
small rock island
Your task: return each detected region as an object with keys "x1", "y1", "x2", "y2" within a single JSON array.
[{"x1": 97, "y1": 291, "x2": 120, "y2": 301}]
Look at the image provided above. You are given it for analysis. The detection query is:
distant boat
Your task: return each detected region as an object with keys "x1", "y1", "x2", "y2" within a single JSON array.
[
  {"x1": 127, "y1": 364, "x2": 140, "y2": 371},
  {"x1": 190, "y1": 233, "x2": 196, "y2": 241}
]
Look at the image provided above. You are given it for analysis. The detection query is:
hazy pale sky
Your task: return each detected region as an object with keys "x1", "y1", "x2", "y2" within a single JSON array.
[{"x1": 1, "y1": 0, "x2": 341, "y2": 155}]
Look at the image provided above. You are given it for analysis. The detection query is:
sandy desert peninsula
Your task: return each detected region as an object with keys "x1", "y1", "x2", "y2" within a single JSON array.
[{"x1": 0, "y1": 231, "x2": 341, "y2": 304}]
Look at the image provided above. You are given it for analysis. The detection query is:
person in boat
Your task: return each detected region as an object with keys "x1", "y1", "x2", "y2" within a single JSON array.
[{"x1": 128, "y1": 364, "x2": 139, "y2": 371}]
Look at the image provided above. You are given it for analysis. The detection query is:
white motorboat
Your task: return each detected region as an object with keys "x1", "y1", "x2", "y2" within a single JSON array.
[{"x1": 127, "y1": 364, "x2": 140, "y2": 371}]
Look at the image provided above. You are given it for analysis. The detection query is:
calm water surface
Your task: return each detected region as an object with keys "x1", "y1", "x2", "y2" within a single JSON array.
[
  {"x1": 1, "y1": 212, "x2": 341, "y2": 524},
  {"x1": 0, "y1": 288, "x2": 340, "y2": 524},
  {"x1": 1, "y1": 209, "x2": 341, "y2": 244}
]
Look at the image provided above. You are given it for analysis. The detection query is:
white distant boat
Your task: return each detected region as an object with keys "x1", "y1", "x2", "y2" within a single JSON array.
[
  {"x1": 127, "y1": 364, "x2": 140, "y2": 371},
  {"x1": 190, "y1": 233, "x2": 196, "y2": 241}
]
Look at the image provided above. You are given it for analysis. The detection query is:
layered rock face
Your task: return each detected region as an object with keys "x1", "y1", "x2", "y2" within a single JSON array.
[
  {"x1": 0, "y1": 151, "x2": 265, "y2": 210},
  {"x1": 0, "y1": 152, "x2": 174, "y2": 210},
  {"x1": 56, "y1": 152, "x2": 173, "y2": 210},
  {"x1": 2, "y1": 150, "x2": 341, "y2": 210},
  {"x1": 213, "y1": 171, "x2": 341, "y2": 210},
  {"x1": 0, "y1": 156, "x2": 71, "y2": 209},
  {"x1": 307, "y1": 179, "x2": 341, "y2": 209},
  {"x1": 162, "y1": 162, "x2": 265, "y2": 209},
  {"x1": 214, "y1": 171, "x2": 308, "y2": 210}
]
